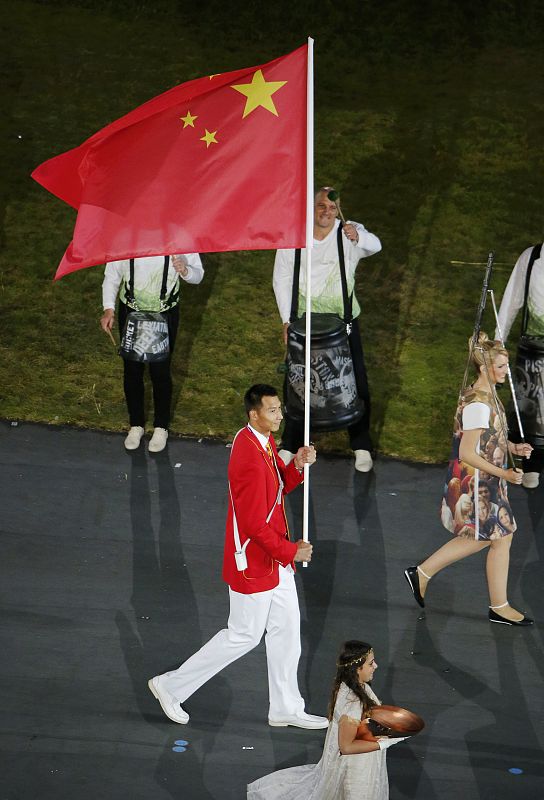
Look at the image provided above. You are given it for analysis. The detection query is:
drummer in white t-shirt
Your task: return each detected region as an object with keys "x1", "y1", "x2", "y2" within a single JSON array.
[{"x1": 496, "y1": 243, "x2": 544, "y2": 487}]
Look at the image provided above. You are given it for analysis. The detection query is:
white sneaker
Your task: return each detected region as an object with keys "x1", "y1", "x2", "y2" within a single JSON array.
[
  {"x1": 354, "y1": 449, "x2": 373, "y2": 472},
  {"x1": 149, "y1": 427, "x2": 168, "y2": 453},
  {"x1": 124, "y1": 426, "x2": 144, "y2": 450},
  {"x1": 278, "y1": 449, "x2": 295, "y2": 465},
  {"x1": 148, "y1": 676, "x2": 189, "y2": 724},
  {"x1": 522, "y1": 472, "x2": 540, "y2": 489}
]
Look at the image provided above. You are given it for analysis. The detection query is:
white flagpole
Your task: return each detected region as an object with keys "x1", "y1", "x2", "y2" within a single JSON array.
[
  {"x1": 302, "y1": 37, "x2": 314, "y2": 564},
  {"x1": 488, "y1": 289, "x2": 525, "y2": 440}
]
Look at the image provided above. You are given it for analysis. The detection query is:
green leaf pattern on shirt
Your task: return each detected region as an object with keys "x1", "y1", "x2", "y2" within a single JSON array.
[
  {"x1": 119, "y1": 269, "x2": 178, "y2": 312},
  {"x1": 527, "y1": 299, "x2": 544, "y2": 337},
  {"x1": 297, "y1": 271, "x2": 361, "y2": 318}
]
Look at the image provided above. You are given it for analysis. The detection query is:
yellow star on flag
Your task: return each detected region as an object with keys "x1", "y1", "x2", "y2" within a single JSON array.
[
  {"x1": 180, "y1": 110, "x2": 197, "y2": 128},
  {"x1": 231, "y1": 69, "x2": 287, "y2": 119},
  {"x1": 200, "y1": 129, "x2": 218, "y2": 148}
]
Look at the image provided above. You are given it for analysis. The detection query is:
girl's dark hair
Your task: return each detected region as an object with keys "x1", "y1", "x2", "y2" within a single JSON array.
[
  {"x1": 497, "y1": 501, "x2": 514, "y2": 525},
  {"x1": 327, "y1": 640, "x2": 377, "y2": 720}
]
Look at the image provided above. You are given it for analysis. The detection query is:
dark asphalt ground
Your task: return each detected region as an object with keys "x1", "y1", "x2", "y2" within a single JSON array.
[{"x1": 1, "y1": 422, "x2": 543, "y2": 799}]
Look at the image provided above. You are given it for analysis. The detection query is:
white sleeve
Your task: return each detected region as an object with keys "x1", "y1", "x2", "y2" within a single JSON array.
[
  {"x1": 102, "y1": 260, "x2": 127, "y2": 310},
  {"x1": 496, "y1": 248, "x2": 531, "y2": 342},
  {"x1": 176, "y1": 252, "x2": 204, "y2": 285},
  {"x1": 273, "y1": 249, "x2": 296, "y2": 324},
  {"x1": 350, "y1": 220, "x2": 382, "y2": 258},
  {"x1": 462, "y1": 402, "x2": 490, "y2": 430}
]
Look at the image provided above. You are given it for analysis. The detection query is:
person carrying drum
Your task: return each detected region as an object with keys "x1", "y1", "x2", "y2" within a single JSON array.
[
  {"x1": 273, "y1": 187, "x2": 381, "y2": 472},
  {"x1": 496, "y1": 243, "x2": 544, "y2": 488},
  {"x1": 100, "y1": 253, "x2": 203, "y2": 452}
]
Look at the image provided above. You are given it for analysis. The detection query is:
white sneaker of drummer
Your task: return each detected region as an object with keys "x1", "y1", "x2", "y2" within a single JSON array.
[
  {"x1": 354, "y1": 449, "x2": 373, "y2": 472},
  {"x1": 149, "y1": 427, "x2": 168, "y2": 453},
  {"x1": 124, "y1": 426, "x2": 145, "y2": 450}
]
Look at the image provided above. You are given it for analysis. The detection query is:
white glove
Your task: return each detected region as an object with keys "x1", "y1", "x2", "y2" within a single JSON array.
[{"x1": 377, "y1": 736, "x2": 408, "y2": 750}]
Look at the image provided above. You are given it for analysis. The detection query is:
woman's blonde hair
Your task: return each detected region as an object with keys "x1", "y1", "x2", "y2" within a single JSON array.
[{"x1": 469, "y1": 332, "x2": 508, "y2": 371}]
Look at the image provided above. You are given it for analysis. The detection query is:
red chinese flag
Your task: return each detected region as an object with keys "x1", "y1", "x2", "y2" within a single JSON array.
[{"x1": 31, "y1": 44, "x2": 308, "y2": 279}]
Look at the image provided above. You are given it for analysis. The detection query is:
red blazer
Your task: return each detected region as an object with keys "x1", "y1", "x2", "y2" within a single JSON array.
[{"x1": 222, "y1": 427, "x2": 303, "y2": 594}]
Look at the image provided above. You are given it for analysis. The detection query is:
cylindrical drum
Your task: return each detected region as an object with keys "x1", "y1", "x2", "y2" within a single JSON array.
[
  {"x1": 119, "y1": 311, "x2": 170, "y2": 362},
  {"x1": 285, "y1": 313, "x2": 364, "y2": 431},
  {"x1": 514, "y1": 335, "x2": 544, "y2": 449}
]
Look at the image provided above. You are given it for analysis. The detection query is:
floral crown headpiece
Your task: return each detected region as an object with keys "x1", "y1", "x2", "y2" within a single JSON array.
[{"x1": 337, "y1": 650, "x2": 371, "y2": 669}]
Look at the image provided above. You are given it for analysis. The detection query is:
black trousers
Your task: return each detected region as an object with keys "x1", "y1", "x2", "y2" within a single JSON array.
[
  {"x1": 118, "y1": 301, "x2": 179, "y2": 429},
  {"x1": 281, "y1": 317, "x2": 372, "y2": 453},
  {"x1": 506, "y1": 414, "x2": 544, "y2": 474},
  {"x1": 524, "y1": 447, "x2": 544, "y2": 474}
]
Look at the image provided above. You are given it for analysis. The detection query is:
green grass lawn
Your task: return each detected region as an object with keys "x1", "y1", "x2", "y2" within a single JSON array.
[{"x1": 1, "y1": 0, "x2": 543, "y2": 461}]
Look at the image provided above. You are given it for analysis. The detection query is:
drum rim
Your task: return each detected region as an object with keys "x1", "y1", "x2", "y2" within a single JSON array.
[{"x1": 289, "y1": 313, "x2": 347, "y2": 337}]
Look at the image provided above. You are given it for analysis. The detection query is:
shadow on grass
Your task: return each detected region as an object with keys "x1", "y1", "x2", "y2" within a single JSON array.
[
  {"x1": 344, "y1": 63, "x2": 474, "y2": 453},
  {"x1": 170, "y1": 253, "x2": 221, "y2": 423}
]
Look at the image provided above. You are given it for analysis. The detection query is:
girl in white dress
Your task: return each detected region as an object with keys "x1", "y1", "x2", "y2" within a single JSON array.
[{"x1": 247, "y1": 641, "x2": 406, "y2": 800}]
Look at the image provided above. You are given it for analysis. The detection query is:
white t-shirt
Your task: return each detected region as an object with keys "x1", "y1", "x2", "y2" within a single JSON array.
[
  {"x1": 273, "y1": 219, "x2": 381, "y2": 322},
  {"x1": 496, "y1": 245, "x2": 544, "y2": 341},
  {"x1": 102, "y1": 253, "x2": 203, "y2": 312}
]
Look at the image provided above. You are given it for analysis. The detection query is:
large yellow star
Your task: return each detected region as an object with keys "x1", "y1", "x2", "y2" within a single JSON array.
[
  {"x1": 180, "y1": 110, "x2": 197, "y2": 128},
  {"x1": 231, "y1": 69, "x2": 287, "y2": 119},
  {"x1": 200, "y1": 129, "x2": 218, "y2": 148}
]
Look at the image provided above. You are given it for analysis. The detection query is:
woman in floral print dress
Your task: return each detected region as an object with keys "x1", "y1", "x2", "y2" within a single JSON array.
[{"x1": 405, "y1": 333, "x2": 534, "y2": 626}]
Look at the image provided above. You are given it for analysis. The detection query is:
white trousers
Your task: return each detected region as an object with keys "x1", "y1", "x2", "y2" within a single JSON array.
[{"x1": 160, "y1": 565, "x2": 305, "y2": 717}]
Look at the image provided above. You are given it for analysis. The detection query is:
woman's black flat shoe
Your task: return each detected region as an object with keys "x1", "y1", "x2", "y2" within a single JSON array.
[
  {"x1": 404, "y1": 566, "x2": 425, "y2": 608},
  {"x1": 488, "y1": 609, "x2": 534, "y2": 626}
]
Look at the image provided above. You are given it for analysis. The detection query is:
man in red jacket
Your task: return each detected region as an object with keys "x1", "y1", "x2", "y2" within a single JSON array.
[{"x1": 148, "y1": 384, "x2": 327, "y2": 729}]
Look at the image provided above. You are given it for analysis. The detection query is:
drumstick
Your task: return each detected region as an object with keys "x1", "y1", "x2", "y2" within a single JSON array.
[
  {"x1": 105, "y1": 328, "x2": 117, "y2": 347},
  {"x1": 327, "y1": 189, "x2": 346, "y2": 225},
  {"x1": 450, "y1": 260, "x2": 510, "y2": 267}
]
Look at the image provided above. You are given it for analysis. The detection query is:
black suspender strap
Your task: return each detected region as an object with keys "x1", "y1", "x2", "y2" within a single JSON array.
[
  {"x1": 126, "y1": 256, "x2": 172, "y2": 311},
  {"x1": 289, "y1": 225, "x2": 354, "y2": 324},
  {"x1": 127, "y1": 258, "x2": 136, "y2": 307},
  {"x1": 521, "y1": 243, "x2": 542, "y2": 335},
  {"x1": 290, "y1": 249, "x2": 301, "y2": 323},
  {"x1": 160, "y1": 255, "x2": 170, "y2": 302},
  {"x1": 337, "y1": 224, "x2": 353, "y2": 324}
]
